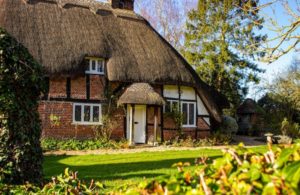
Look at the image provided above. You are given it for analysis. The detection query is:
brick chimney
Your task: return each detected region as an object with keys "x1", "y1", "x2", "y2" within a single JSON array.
[{"x1": 110, "y1": 0, "x2": 134, "y2": 11}]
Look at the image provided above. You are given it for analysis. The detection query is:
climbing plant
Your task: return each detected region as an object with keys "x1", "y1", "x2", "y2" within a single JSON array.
[{"x1": 0, "y1": 28, "x2": 45, "y2": 184}]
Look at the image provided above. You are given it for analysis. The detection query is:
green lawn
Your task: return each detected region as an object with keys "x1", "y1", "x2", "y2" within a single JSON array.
[{"x1": 43, "y1": 146, "x2": 267, "y2": 191}]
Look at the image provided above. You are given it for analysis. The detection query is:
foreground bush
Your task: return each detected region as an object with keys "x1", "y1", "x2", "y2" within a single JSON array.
[
  {"x1": 118, "y1": 143, "x2": 300, "y2": 194},
  {"x1": 0, "y1": 168, "x2": 104, "y2": 194}
]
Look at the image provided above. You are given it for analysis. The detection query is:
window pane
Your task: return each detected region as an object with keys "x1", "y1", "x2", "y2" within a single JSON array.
[
  {"x1": 74, "y1": 105, "x2": 82, "y2": 122},
  {"x1": 97, "y1": 61, "x2": 103, "y2": 73},
  {"x1": 172, "y1": 101, "x2": 179, "y2": 112},
  {"x1": 93, "y1": 106, "x2": 100, "y2": 122},
  {"x1": 84, "y1": 105, "x2": 91, "y2": 122},
  {"x1": 165, "y1": 101, "x2": 171, "y2": 113},
  {"x1": 182, "y1": 103, "x2": 188, "y2": 125},
  {"x1": 189, "y1": 103, "x2": 195, "y2": 125},
  {"x1": 91, "y1": 60, "x2": 96, "y2": 71}
]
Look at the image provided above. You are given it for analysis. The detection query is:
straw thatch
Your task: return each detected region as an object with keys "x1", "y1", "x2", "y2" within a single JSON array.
[
  {"x1": 0, "y1": 0, "x2": 227, "y2": 122},
  {"x1": 118, "y1": 83, "x2": 165, "y2": 106}
]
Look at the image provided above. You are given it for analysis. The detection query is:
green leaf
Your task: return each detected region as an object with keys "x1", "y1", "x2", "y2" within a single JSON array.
[
  {"x1": 275, "y1": 148, "x2": 294, "y2": 168},
  {"x1": 262, "y1": 183, "x2": 276, "y2": 195},
  {"x1": 282, "y1": 161, "x2": 300, "y2": 187}
]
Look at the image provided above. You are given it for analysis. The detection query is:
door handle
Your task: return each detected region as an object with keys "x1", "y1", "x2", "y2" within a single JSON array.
[{"x1": 134, "y1": 122, "x2": 139, "y2": 124}]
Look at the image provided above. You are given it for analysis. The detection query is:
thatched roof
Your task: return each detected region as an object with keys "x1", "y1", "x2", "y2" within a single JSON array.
[
  {"x1": 118, "y1": 83, "x2": 165, "y2": 106},
  {"x1": 237, "y1": 99, "x2": 261, "y2": 114},
  {"x1": 0, "y1": 0, "x2": 227, "y2": 122}
]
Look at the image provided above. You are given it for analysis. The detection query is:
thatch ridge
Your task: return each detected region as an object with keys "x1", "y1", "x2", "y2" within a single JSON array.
[{"x1": 0, "y1": 0, "x2": 227, "y2": 122}]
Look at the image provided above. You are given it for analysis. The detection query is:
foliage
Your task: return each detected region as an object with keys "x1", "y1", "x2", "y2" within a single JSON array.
[
  {"x1": 41, "y1": 138, "x2": 129, "y2": 151},
  {"x1": 41, "y1": 168, "x2": 104, "y2": 194},
  {"x1": 281, "y1": 118, "x2": 300, "y2": 138},
  {"x1": 0, "y1": 168, "x2": 105, "y2": 194},
  {"x1": 0, "y1": 28, "x2": 45, "y2": 184},
  {"x1": 163, "y1": 104, "x2": 184, "y2": 137},
  {"x1": 220, "y1": 115, "x2": 238, "y2": 135},
  {"x1": 118, "y1": 143, "x2": 300, "y2": 194},
  {"x1": 136, "y1": 0, "x2": 193, "y2": 50},
  {"x1": 267, "y1": 66, "x2": 300, "y2": 122},
  {"x1": 254, "y1": 1, "x2": 300, "y2": 62},
  {"x1": 93, "y1": 114, "x2": 118, "y2": 142},
  {"x1": 0, "y1": 182, "x2": 41, "y2": 194},
  {"x1": 164, "y1": 132, "x2": 232, "y2": 147},
  {"x1": 258, "y1": 58, "x2": 300, "y2": 134},
  {"x1": 184, "y1": 0, "x2": 266, "y2": 106}
]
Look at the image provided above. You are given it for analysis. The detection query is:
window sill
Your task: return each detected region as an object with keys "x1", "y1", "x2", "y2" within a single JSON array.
[
  {"x1": 182, "y1": 125, "x2": 197, "y2": 128},
  {"x1": 72, "y1": 122, "x2": 103, "y2": 126},
  {"x1": 85, "y1": 71, "x2": 105, "y2": 75}
]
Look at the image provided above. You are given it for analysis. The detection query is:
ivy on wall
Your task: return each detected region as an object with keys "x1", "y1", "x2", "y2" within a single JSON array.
[{"x1": 0, "y1": 28, "x2": 45, "y2": 184}]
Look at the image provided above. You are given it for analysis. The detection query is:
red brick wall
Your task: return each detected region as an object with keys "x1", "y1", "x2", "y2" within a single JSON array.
[
  {"x1": 71, "y1": 76, "x2": 86, "y2": 99},
  {"x1": 49, "y1": 78, "x2": 67, "y2": 98},
  {"x1": 161, "y1": 116, "x2": 211, "y2": 140},
  {"x1": 39, "y1": 101, "x2": 125, "y2": 139},
  {"x1": 197, "y1": 117, "x2": 210, "y2": 130},
  {"x1": 109, "y1": 107, "x2": 126, "y2": 139},
  {"x1": 90, "y1": 75, "x2": 105, "y2": 100}
]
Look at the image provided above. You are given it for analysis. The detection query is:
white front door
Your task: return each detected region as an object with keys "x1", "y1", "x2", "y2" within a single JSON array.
[{"x1": 127, "y1": 105, "x2": 146, "y2": 144}]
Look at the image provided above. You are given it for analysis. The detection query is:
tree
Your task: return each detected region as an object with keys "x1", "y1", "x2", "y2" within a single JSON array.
[
  {"x1": 135, "y1": 0, "x2": 195, "y2": 50},
  {"x1": 264, "y1": 57, "x2": 300, "y2": 120},
  {"x1": 184, "y1": 0, "x2": 266, "y2": 108},
  {"x1": 253, "y1": 0, "x2": 300, "y2": 62},
  {"x1": 0, "y1": 28, "x2": 45, "y2": 184},
  {"x1": 258, "y1": 57, "x2": 300, "y2": 132}
]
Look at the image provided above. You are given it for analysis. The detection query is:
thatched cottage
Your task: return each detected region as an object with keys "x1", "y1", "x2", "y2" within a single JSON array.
[{"x1": 0, "y1": 0, "x2": 227, "y2": 144}]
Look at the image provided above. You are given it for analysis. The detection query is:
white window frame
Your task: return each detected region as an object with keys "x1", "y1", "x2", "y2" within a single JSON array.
[
  {"x1": 73, "y1": 103, "x2": 102, "y2": 125},
  {"x1": 85, "y1": 58, "x2": 105, "y2": 75},
  {"x1": 181, "y1": 101, "x2": 196, "y2": 127}
]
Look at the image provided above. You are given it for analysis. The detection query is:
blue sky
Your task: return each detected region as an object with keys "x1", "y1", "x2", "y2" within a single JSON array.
[{"x1": 248, "y1": 0, "x2": 299, "y2": 99}]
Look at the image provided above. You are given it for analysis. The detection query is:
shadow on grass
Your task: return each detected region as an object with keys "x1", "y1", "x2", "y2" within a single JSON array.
[{"x1": 43, "y1": 155, "x2": 221, "y2": 182}]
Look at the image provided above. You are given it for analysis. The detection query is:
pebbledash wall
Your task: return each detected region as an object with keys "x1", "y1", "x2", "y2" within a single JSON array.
[{"x1": 38, "y1": 76, "x2": 211, "y2": 141}]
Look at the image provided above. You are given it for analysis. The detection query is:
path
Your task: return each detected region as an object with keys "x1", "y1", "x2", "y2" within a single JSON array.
[{"x1": 44, "y1": 136, "x2": 265, "y2": 156}]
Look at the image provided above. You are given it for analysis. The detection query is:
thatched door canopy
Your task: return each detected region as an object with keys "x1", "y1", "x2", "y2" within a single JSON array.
[{"x1": 118, "y1": 83, "x2": 165, "y2": 106}]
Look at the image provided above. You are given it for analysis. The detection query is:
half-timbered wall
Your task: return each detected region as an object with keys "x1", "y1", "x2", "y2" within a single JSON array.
[
  {"x1": 39, "y1": 75, "x2": 126, "y2": 139},
  {"x1": 161, "y1": 85, "x2": 211, "y2": 140}
]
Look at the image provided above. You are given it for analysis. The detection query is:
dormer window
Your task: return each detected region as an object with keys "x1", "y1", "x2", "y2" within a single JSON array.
[{"x1": 86, "y1": 58, "x2": 105, "y2": 75}]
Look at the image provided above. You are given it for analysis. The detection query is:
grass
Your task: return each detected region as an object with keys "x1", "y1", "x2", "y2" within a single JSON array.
[{"x1": 43, "y1": 146, "x2": 267, "y2": 192}]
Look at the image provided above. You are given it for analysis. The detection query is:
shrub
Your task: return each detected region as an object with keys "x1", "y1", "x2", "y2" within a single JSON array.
[
  {"x1": 93, "y1": 114, "x2": 118, "y2": 142},
  {"x1": 0, "y1": 28, "x2": 45, "y2": 184},
  {"x1": 281, "y1": 118, "x2": 300, "y2": 138},
  {"x1": 0, "y1": 169, "x2": 105, "y2": 194},
  {"x1": 220, "y1": 115, "x2": 238, "y2": 135},
  {"x1": 41, "y1": 138, "x2": 129, "y2": 151},
  {"x1": 41, "y1": 168, "x2": 104, "y2": 194},
  {"x1": 163, "y1": 132, "x2": 232, "y2": 147},
  {"x1": 118, "y1": 143, "x2": 300, "y2": 194}
]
